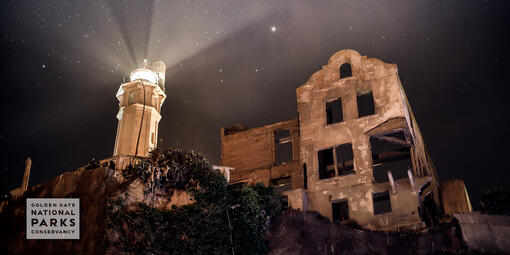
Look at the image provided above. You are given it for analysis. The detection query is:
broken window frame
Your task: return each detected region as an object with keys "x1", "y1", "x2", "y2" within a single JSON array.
[
  {"x1": 373, "y1": 191, "x2": 392, "y2": 215},
  {"x1": 336, "y1": 143, "x2": 355, "y2": 176},
  {"x1": 274, "y1": 129, "x2": 293, "y2": 166},
  {"x1": 370, "y1": 130, "x2": 413, "y2": 183},
  {"x1": 325, "y1": 97, "x2": 343, "y2": 125},
  {"x1": 318, "y1": 142, "x2": 355, "y2": 180},
  {"x1": 270, "y1": 176, "x2": 292, "y2": 193}
]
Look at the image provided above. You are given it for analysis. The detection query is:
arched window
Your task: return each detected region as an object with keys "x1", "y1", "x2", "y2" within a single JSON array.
[{"x1": 339, "y1": 63, "x2": 352, "y2": 79}]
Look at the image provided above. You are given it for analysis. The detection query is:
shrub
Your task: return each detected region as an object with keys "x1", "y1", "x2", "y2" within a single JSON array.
[
  {"x1": 107, "y1": 148, "x2": 284, "y2": 255},
  {"x1": 480, "y1": 186, "x2": 510, "y2": 215}
]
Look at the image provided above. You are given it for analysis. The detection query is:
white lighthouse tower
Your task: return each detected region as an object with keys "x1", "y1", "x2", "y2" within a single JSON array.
[{"x1": 113, "y1": 59, "x2": 166, "y2": 157}]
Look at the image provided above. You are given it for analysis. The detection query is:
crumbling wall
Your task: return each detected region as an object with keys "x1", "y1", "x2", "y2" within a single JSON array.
[
  {"x1": 296, "y1": 49, "x2": 440, "y2": 230},
  {"x1": 398, "y1": 78, "x2": 442, "y2": 208},
  {"x1": 221, "y1": 119, "x2": 302, "y2": 189}
]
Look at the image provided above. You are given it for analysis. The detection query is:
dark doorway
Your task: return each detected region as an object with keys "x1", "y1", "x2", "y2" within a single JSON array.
[
  {"x1": 340, "y1": 63, "x2": 352, "y2": 78},
  {"x1": 332, "y1": 200, "x2": 349, "y2": 222},
  {"x1": 422, "y1": 192, "x2": 438, "y2": 227}
]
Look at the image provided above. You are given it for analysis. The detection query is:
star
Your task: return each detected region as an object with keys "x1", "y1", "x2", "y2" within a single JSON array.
[{"x1": 271, "y1": 26, "x2": 276, "y2": 32}]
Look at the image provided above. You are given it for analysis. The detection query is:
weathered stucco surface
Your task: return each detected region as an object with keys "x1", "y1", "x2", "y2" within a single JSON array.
[
  {"x1": 221, "y1": 119, "x2": 302, "y2": 189},
  {"x1": 297, "y1": 49, "x2": 441, "y2": 230},
  {"x1": 441, "y1": 179, "x2": 472, "y2": 215}
]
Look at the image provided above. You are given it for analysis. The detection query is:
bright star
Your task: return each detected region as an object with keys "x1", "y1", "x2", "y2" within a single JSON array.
[{"x1": 271, "y1": 26, "x2": 276, "y2": 32}]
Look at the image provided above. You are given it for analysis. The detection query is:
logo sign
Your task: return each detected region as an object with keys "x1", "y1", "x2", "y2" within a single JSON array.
[{"x1": 26, "y1": 198, "x2": 80, "y2": 239}]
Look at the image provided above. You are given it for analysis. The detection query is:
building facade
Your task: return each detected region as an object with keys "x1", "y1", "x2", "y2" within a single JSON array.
[{"x1": 221, "y1": 50, "x2": 445, "y2": 231}]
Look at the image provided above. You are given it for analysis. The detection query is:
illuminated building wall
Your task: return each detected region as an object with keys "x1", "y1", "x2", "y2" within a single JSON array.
[{"x1": 113, "y1": 60, "x2": 166, "y2": 157}]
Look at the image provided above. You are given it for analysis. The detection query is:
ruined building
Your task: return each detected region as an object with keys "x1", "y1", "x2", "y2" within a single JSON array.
[{"x1": 221, "y1": 50, "x2": 467, "y2": 231}]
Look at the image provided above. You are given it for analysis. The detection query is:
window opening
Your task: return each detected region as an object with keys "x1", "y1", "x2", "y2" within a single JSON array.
[
  {"x1": 318, "y1": 148, "x2": 335, "y2": 179},
  {"x1": 373, "y1": 191, "x2": 391, "y2": 215},
  {"x1": 357, "y1": 91, "x2": 375, "y2": 117},
  {"x1": 336, "y1": 143, "x2": 355, "y2": 176},
  {"x1": 422, "y1": 192, "x2": 437, "y2": 227},
  {"x1": 326, "y1": 98, "x2": 343, "y2": 124},
  {"x1": 340, "y1": 63, "x2": 352, "y2": 78},
  {"x1": 275, "y1": 129, "x2": 293, "y2": 165},
  {"x1": 371, "y1": 130, "x2": 412, "y2": 183},
  {"x1": 270, "y1": 176, "x2": 292, "y2": 192}
]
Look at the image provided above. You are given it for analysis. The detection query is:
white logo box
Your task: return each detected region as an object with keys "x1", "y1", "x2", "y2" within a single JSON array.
[{"x1": 26, "y1": 198, "x2": 80, "y2": 239}]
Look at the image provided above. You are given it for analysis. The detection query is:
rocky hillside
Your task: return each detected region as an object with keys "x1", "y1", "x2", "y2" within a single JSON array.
[
  {"x1": 0, "y1": 167, "x2": 112, "y2": 254},
  {"x1": 267, "y1": 210, "x2": 468, "y2": 255},
  {"x1": 0, "y1": 148, "x2": 284, "y2": 255},
  {"x1": 0, "y1": 148, "x2": 491, "y2": 254}
]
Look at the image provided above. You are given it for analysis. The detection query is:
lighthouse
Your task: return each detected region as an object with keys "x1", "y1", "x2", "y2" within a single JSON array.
[{"x1": 113, "y1": 59, "x2": 166, "y2": 157}]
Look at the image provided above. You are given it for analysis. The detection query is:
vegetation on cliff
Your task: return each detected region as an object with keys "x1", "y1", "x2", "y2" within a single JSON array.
[
  {"x1": 107, "y1": 148, "x2": 284, "y2": 255},
  {"x1": 480, "y1": 186, "x2": 510, "y2": 215}
]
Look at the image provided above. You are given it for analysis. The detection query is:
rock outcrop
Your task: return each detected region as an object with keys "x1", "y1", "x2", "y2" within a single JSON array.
[
  {"x1": 0, "y1": 166, "x2": 193, "y2": 254},
  {"x1": 0, "y1": 167, "x2": 113, "y2": 254}
]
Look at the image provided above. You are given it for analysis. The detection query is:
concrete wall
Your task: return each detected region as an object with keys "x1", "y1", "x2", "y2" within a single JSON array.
[
  {"x1": 441, "y1": 179, "x2": 472, "y2": 215},
  {"x1": 296, "y1": 49, "x2": 440, "y2": 230},
  {"x1": 454, "y1": 213, "x2": 510, "y2": 254},
  {"x1": 221, "y1": 119, "x2": 302, "y2": 189}
]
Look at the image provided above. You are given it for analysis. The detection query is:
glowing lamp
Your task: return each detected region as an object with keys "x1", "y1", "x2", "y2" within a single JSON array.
[{"x1": 130, "y1": 68, "x2": 158, "y2": 84}]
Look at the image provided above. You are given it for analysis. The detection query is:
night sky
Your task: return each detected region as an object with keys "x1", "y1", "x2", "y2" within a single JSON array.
[{"x1": 1, "y1": 0, "x2": 509, "y2": 209}]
